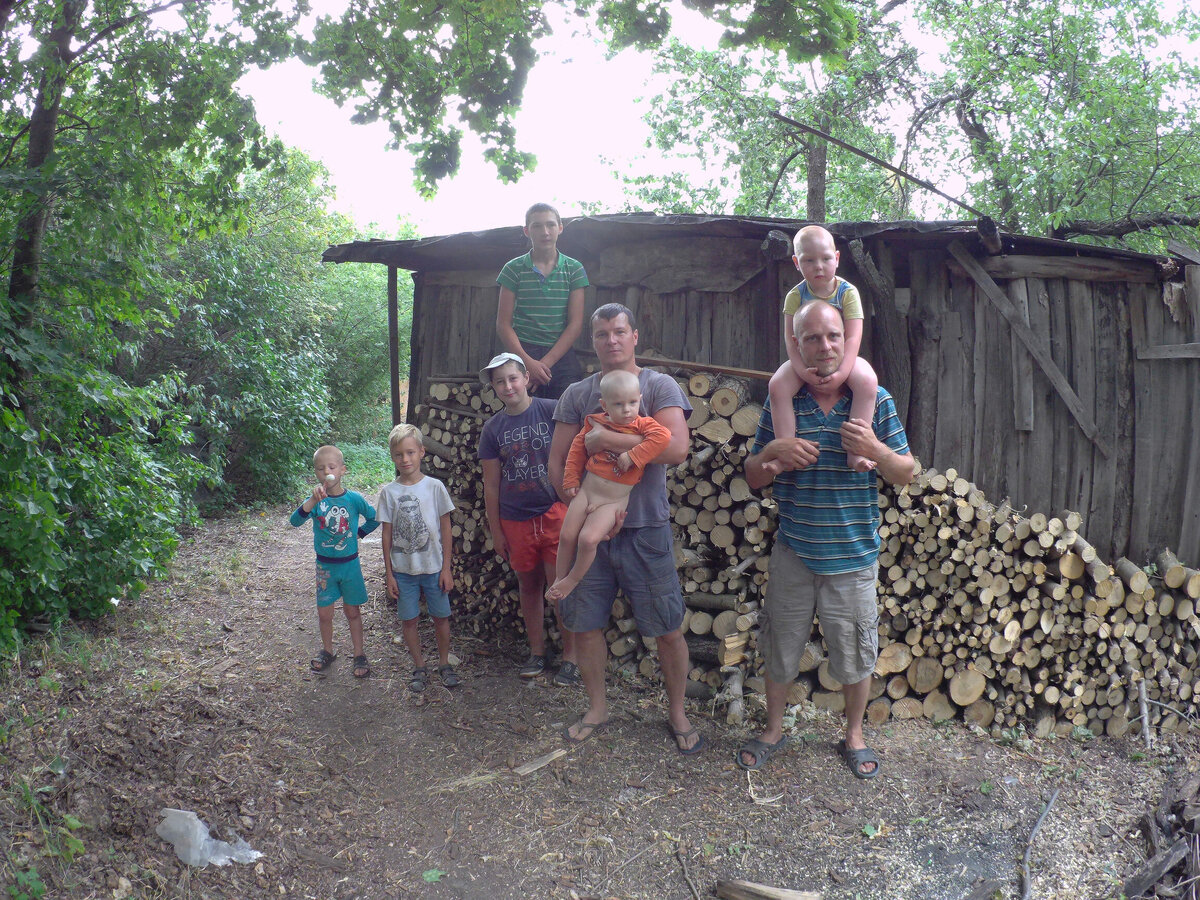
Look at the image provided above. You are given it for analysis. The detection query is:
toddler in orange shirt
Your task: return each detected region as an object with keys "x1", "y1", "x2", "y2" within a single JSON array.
[{"x1": 546, "y1": 369, "x2": 670, "y2": 602}]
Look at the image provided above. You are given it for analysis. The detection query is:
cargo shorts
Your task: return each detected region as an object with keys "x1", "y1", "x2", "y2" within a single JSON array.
[
  {"x1": 759, "y1": 542, "x2": 880, "y2": 686},
  {"x1": 560, "y1": 523, "x2": 684, "y2": 638}
]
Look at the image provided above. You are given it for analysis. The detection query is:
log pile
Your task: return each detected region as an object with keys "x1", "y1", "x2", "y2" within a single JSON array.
[{"x1": 413, "y1": 370, "x2": 1200, "y2": 738}]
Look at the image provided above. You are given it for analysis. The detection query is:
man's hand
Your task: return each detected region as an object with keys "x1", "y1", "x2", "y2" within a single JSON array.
[
  {"x1": 524, "y1": 356, "x2": 552, "y2": 387},
  {"x1": 839, "y1": 418, "x2": 881, "y2": 462},
  {"x1": 603, "y1": 509, "x2": 626, "y2": 541},
  {"x1": 773, "y1": 437, "x2": 821, "y2": 471},
  {"x1": 583, "y1": 419, "x2": 619, "y2": 453}
]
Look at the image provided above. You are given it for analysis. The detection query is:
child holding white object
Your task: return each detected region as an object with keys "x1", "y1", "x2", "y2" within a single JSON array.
[
  {"x1": 767, "y1": 225, "x2": 879, "y2": 473},
  {"x1": 545, "y1": 369, "x2": 671, "y2": 603}
]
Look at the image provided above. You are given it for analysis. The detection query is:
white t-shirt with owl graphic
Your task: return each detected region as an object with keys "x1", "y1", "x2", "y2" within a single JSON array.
[{"x1": 377, "y1": 474, "x2": 456, "y2": 576}]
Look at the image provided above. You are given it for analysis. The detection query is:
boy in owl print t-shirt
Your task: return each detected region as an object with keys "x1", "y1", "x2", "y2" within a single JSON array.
[{"x1": 378, "y1": 423, "x2": 459, "y2": 692}]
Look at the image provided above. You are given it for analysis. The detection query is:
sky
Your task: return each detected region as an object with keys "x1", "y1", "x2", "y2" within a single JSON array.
[{"x1": 238, "y1": 8, "x2": 723, "y2": 238}]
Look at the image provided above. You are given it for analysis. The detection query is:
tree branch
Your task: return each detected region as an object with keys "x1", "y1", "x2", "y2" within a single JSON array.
[
  {"x1": 69, "y1": 0, "x2": 198, "y2": 70},
  {"x1": 1056, "y1": 213, "x2": 1200, "y2": 239}
]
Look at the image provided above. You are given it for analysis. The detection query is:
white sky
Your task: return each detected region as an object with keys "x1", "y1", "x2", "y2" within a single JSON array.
[
  {"x1": 238, "y1": 8, "x2": 724, "y2": 238},
  {"x1": 237, "y1": 1, "x2": 1197, "y2": 239}
]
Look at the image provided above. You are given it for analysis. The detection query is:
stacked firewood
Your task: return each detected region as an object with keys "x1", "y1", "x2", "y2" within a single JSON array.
[
  {"x1": 413, "y1": 370, "x2": 1200, "y2": 738},
  {"x1": 863, "y1": 468, "x2": 1200, "y2": 737}
]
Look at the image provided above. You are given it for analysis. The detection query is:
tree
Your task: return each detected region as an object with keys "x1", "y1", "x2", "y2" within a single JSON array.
[
  {"x1": 300, "y1": 0, "x2": 860, "y2": 196},
  {"x1": 912, "y1": 0, "x2": 1200, "y2": 247},
  {"x1": 618, "y1": 7, "x2": 918, "y2": 221}
]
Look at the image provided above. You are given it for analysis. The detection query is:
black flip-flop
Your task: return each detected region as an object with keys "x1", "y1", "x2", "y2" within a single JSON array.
[
  {"x1": 562, "y1": 716, "x2": 608, "y2": 744},
  {"x1": 735, "y1": 734, "x2": 791, "y2": 770},
  {"x1": 837, "y1": 739, "x2": 880, "y2": 779},
  {"x1": 352, "y1": 655, "x2": 371, "y2": 678},
  {"x1": 670, "y1": 725, "x2": 707, "y2": 756},
  {"x1": 438, "y1": 664, "x2": 461, "y2": 688}
]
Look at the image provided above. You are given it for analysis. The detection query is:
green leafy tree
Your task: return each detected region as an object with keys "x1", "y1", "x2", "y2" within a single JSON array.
[
  {"x1": 300, "y1": 0, "x2": 860, "y2": 196},
  {"x1": 912, "y1": 0, "x2": 1200, "y2": 247},
  {"x1": 619, "y1": 12, "x2": 917, "y2": 220}
]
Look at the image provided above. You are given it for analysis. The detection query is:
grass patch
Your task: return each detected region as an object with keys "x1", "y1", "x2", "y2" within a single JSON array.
[{"x1": 341, "y1": 442, "x2": 396, "y2": 493}]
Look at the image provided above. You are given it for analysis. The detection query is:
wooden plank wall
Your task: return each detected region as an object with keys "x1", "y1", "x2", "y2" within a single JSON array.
[
  {"x1": 908, "y1": 260, "x2": 1198, "y2": 564},
  {"x1": 406, "y1": 248, "x2": 1199, "y2": 565}
]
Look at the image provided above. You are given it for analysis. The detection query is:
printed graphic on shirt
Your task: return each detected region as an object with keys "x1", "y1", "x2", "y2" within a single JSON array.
[
  {"x1": 391, "y1": 494, "x2": 431, "y2": 554},
  {"x1": 317, "y1": 502, "x2": 352, "y2": 552},
  {"x1": 499, "y1": 419, "x2": 553, "y2": 492}
]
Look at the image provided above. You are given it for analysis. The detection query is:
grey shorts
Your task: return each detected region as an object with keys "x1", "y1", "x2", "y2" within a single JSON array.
[
  {"x1": 760, "y1": 542, "x2": 879, "y2": 686},
  {"x1": 560, "y1": 523, "x2": 685, "y2": 638}
]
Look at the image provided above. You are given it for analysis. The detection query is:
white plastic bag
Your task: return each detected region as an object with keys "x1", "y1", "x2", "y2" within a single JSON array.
[{"x1": 156, "y1": 808, "x2": 262, "y2": 867}]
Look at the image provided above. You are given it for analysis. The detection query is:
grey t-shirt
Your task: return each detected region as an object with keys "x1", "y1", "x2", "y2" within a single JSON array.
[
  {"x1": 377, "y1": 475, "x2": 455, "y2": 575},
  {"x1": 554, "y1": 369, "x2": 691, "y2": 528}
]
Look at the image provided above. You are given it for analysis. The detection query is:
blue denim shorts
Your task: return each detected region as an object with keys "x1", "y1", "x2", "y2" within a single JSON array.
[
  {"x1": 560, "y1": 523, "x2": 684, "y2": 638},
  {"x1": 315, "y1": 558, "x2": 369, "y2": 609},
  {"x1": 394, "y1": 571, "x2": 452, "y2": 621}
]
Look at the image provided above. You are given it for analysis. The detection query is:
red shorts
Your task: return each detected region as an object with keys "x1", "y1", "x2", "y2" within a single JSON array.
[{"x1": 500, "y1": 503, "x2": 567, "y2": 573}]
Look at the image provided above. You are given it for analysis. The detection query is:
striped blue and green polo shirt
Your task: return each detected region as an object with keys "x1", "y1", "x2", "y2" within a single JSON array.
[
  {"x1": 497, "y1": 251, "x2": 589, "y2": 346},
  {"x1": 752, "y1": 387, "x2": 910, "y2": 575}
]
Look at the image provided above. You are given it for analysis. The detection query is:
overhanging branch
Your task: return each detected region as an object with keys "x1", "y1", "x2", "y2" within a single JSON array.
[{"x1": 1056, "y1": 213, "x2": 1200, "y2": 239}]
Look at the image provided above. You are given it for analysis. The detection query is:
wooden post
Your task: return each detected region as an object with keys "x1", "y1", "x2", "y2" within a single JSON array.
[{"x1": 388, "y1": 265, "x2": 402, "y2": 425}]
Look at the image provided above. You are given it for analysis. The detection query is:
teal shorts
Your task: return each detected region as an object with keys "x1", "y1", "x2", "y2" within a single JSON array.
[{"x1": 315, "y1": 557, "x2": 369, "y2": 609}]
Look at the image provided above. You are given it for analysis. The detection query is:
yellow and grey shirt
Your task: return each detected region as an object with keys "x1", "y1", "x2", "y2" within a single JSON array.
[{"x1": 782, "y1": 276, "x2": 863, "y2": 320}]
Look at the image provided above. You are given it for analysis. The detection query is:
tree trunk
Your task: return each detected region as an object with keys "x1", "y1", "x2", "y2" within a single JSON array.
[
  {"x1": 7, "y1": 0, "x2": 84, "y2": 396},
  {"x1": 805, "y1": 138, "x2": 827, "y2": 222}
]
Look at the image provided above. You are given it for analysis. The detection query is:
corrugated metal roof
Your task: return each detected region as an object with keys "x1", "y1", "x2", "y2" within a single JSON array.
[{"x1": 321, "y1": 213, "x2": 1176, "y2": 272}]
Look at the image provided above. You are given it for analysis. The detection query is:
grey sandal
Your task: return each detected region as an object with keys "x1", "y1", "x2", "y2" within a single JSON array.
[
  {"x1": 409, "y1": 667, "x2": 429, "y2": 692},
  {"x1": 438, "y1": 664, "x2": 461, "y2": 688}
]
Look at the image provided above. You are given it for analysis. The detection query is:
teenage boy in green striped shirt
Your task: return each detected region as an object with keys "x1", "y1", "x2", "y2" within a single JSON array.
[{"x1": 496, "y1": 203, "x2": 589, "y2": 400}]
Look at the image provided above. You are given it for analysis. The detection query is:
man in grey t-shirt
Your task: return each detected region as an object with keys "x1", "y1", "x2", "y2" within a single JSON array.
[{"x1": 549, "y1": 303, "x2": 705, "y2": 755}]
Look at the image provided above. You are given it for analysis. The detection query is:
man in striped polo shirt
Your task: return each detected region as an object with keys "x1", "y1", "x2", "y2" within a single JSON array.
[
  {"x1": 739, "y1": 300, "x2": 916, "y2": 778},
  {"x1": 496, "y1": 203, "x2": 588, "y2": 400}
]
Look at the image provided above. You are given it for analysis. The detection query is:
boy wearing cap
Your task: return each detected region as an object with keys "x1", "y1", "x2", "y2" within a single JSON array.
[
  {"x1": 478, "y1": 352, "x2": 580, "y2": 683},
  {"x1": 496, "y1": 203, "x2": 588, "y2": 400}
]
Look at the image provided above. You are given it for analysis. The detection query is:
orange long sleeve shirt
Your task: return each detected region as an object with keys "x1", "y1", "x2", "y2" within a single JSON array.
[{"x1": 563, "y1": 414, "x2": 672, "y2": 491}]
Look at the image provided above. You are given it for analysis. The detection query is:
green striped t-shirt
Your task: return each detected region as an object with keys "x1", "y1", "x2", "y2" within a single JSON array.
[{"x1": 497, "y1": 252, "x2": 589, "y2": 346}]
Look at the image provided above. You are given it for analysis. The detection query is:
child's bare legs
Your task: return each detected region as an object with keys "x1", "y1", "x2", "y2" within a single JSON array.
[
  {"x1": 845, "y1": 357, "x2": 879, "y2": 473},
  {"x1": 546, "y1": 491, "x2": 589, "y2": 601},
  {"x1": 342, "y1": 603, "x2": 365, "y2": 658},
  {"x1": 401, "y1": 616, "x2": 424, "y2": 669},
  {"x1": 317, "y1": 605, "x2": 336, "y2": 655},
  {"x1": 766, "y1": 361, "x2": 803, "y2": 475},
  {"x1": 432, "y1": 615, "x2": 451, "y2": 668},
  {"x1": 547, "y1": 496, "x2": 627, "y2": 602}
]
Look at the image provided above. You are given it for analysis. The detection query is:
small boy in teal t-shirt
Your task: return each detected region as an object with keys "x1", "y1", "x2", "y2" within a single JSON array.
[{"x1": 290, "y1": 445, "x2": 378, "y2": 678}]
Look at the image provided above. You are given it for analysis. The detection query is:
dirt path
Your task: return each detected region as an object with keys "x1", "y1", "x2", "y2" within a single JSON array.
[{"x1": 2, "y1": 503, "x2": 1194, "y2": 899}]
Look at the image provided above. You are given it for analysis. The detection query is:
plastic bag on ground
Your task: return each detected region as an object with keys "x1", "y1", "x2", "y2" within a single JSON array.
[{"x1": 156, "y1": 808, "x2": 262, "y2": 867}]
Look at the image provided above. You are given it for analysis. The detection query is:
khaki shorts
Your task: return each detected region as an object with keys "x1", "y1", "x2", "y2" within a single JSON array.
[{"x1": 759, "y1": 543, "x2": 879, "y2": 686}]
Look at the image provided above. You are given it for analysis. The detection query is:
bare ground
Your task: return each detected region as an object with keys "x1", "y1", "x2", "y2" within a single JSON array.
[{"x1": 2, "y1": 502, "x2": 1196, "y2": 899}]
